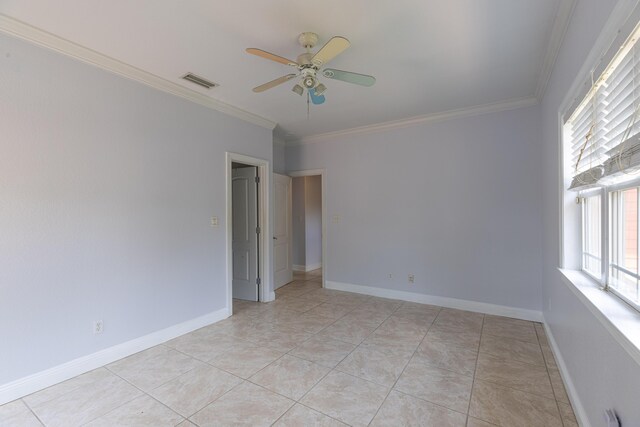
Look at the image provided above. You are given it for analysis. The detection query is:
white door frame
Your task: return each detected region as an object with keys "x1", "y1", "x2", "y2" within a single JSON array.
[
  {"x1": 226, "y1": 152, "x2": 271, "y2": 313},
  {"x1": 288, "y1": 169, "x2": 326, "y2": 287},
  {"x1": 273, "y1": 173, "x2": 293, "y2": 290}
]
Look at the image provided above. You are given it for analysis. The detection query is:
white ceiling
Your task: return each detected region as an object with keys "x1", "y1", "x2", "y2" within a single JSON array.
[{"x1": 0, "y1": 1, "x2": 567, "y2": 141}]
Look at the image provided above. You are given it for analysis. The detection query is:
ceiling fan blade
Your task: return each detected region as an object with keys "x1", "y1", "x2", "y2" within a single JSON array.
[
  {"x1": 311, "y1": 36, "x2": 350, "y2": 67},
  {"x1": 246, "y1": 48, "x2": 299, "y2": 67},
  {"x1": 252, "y1": 74, "x2": 297, "y2": 93},
  {"x1": 322, "y1": 69, "x2": 376, "y2": 87},
  {"x1": 309, "y1": 88, "x2": 325, "y2": 105}
]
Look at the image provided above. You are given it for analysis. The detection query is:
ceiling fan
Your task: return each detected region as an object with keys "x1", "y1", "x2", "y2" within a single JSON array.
[{"x1": 246, "y1": 32, "x2": 376, "y2": 105}]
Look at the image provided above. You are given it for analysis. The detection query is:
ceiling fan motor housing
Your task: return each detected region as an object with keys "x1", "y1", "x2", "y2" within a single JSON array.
[{"x1": 296, "y1": 52, "x2": 313, "y2": 66}]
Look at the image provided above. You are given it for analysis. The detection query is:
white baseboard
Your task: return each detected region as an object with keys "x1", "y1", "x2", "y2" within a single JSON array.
[
  {"x1": 324, "y1": 281, "x2": 543, "y2": 322},
  {"x1": 293, "y1": 263, "x2": 322, "y2": 272},
  {"x1": 0, "y1": 307, "x2": 230, "y2": 405},
  {"x1": 543, "y1": 321, "x2": 591, "y2": 427}
]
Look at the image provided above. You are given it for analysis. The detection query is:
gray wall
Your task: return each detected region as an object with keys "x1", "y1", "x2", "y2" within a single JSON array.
[
  {"x1": 0, "y1": 33, "x2": 272, "y2": 384},
  {"x1": 540, "y1": 0, "x2": 640, "y2": 424},
  {"x1": 286, "y1": 105, "x2": 543, "y2": 310},
  {"x1": 273, "y1": 139, "x2": 286, "y2": 174}
]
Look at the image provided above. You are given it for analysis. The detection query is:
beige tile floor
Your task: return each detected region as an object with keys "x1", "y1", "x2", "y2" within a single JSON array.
[{"x1": 0, "y1": 269, "x2": 579, "y2": 426}]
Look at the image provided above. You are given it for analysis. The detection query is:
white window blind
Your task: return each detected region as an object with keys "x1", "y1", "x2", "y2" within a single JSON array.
[
  {"x1": 567, "y1": 23, "x2": 640, "y2": 191},
  {"x1": 570, "y1": 89, "x2": 604, "y2": 173}
]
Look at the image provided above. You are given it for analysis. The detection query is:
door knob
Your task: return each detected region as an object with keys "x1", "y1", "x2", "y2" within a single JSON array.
[{"x1": 273, "y1": 237, "x2": 278, "y2": 240}]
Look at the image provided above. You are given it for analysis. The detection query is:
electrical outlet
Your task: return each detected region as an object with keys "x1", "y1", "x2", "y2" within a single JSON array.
[
  {"x1": 93, "y1": 320, "x2": 104, "y2": 334},
  {"x1": 210, "y1": 216, "x2": 218, "y2": 227},
  {"x1": 408, "y1": 274, "x2": 415, "y2": 284},
  {"x1": 332, "y1": 215, "x2": 340, "y2": 224},
  {"x1": 388, "y1": 273, "x2": 393, "y2": 279}
]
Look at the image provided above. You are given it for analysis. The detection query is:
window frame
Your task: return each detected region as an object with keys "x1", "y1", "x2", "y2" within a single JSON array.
[
  {"x1": 606, "y1": 179, "x2": 640, "y2": 312},
  {"x1": 580, "y1": 177, "x2": 640, "y2": 313},
  {"x1": 580, "y1": 188, "x2": 604, "y2": 282}
]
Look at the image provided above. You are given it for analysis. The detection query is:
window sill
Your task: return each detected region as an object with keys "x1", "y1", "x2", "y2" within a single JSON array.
[{"x1": 558, "y1": 268, "x2": 640, "y2": 367}]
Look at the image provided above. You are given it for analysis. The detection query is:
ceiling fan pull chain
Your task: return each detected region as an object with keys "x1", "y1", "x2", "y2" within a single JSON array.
[{"x1": 307, "y1": 91, "x2": 310, "y2": 119}]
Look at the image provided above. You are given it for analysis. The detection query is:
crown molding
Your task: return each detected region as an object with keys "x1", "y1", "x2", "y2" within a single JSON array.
[
  {"x1": 290, "y1": 96, "x2": 538, "y2": 145},
  {"x1": 535, "y1": 0, "x2": 577, "y2": 100},
  {"x1": 0, "y1": 14, "x2": 276, "y2": 130}
]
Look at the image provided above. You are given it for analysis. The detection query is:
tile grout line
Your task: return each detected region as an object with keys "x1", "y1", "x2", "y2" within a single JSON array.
[
  {"x1": 234, "y1": 379, "x2": 296, "y2": 408},
  {"x1": 537, "y1": 323, "x2": 568, "y2": 427},
  {"x1": 20, "y1": 398, "x2": 47, "y2": 427},
  {"x1": 288, "y1": 300, "x2": 395, "y2": 421},
  {"x1": 470, "y1": 322, "x2": 570, "y2": 403},
  {"x1": 185, "y1": 379, "x2": 247, "y2": 424},
  {"x1": 390, "y1": 388, "x2": 470, "y2": 417},
  {"x1": 422, "y1": 319, "x2": 561, "y2": 401},
  {"x1": 107, "y1": 340, "x2": 275, "y2": 423},
  {"x1": 466, "y1": 321, "x2": 565, "y2": 426},
  {"x1": 167, "y1": 336, "x2": 260, "y2": 366},
  {"x1": 461, "y1": 371, "x2": 563, "y2": 403},
  {"x1": 201, "y1": 279, "x2": 346, "y2": 423},
  {"x1": 477, "y1": 339, "x2": 547, "y2": 368},
  {"x1": 163, "y1": 344, "x2": 288, "y2": 420},
  {"x1": 208, "y1": 348, "x2": 289, "y2": 381},
  {"x1": 230, "y1": 295, "x2": 352, "y2": 426},
  {"x1": 286, "y1": 299, "x2": 406, "y2": 425},
  {"x1": 105, "y1": 345, "x2": 202, "y2": 388},
  {"x1": 466, "y1": 313, "x2": 486, "y2": 425},
  {"x1": 289, "y1": 401, "x2": 351, "y2": 426},
  {"x1": 99, "y1": 362, "x2": 197, "y2": 425},
  {"x1": 482, "y1": 329, "x2": 546, "y2": 345},
  {"x1": 17, "y1": 369, "x2": 113, "y2": 415},
  {"x1": 364, "y1": 310, "x2": 435, "y2": 426},
  {"x1": 26, "y1": 365, "x2": 156, "y2": 427}
]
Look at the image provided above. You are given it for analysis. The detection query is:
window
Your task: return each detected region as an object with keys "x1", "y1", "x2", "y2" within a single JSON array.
[
  {"x1": 610, "y1": 187, "x2": 640, "y2": 305},
  {"x1": 565, "y1": 20, "x2": 640, "y2": 312},
  {"x1": 582, "y1": 193, "x2": 601, "y2": 278}
]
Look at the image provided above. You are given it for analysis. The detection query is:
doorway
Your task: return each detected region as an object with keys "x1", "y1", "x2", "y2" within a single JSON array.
[
  {"x1": 291, "y1": 174, "x2": 323, "y2": 278},
  {"x1": 231, "y1": 162, "x2": 259, "y2": 301},
  {"x1": 273, "y1": 173, "x2": 293, "y2": 290},
  {"x1": 226, "y1": 153, "x2": 271, "y2": 313}
]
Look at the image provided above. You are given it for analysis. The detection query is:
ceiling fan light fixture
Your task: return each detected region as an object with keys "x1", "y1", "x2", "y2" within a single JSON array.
[
  {"x1": 314, "y1": 83, "x2": 327, "y2": 96},
  {"x1": 292, "y1": 84, "x2": 304, "y2": 96},
  {"x1": 303, "y1": 76, "x2": 316, "y2": 88}
]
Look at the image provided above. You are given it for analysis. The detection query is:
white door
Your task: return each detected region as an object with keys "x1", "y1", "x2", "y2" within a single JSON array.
[
  {"x1": 232, "y1": 167, "x2": 259, "y2": 301},
  {"x1": 274, "y1": 173, "x2": 293, "y2": 289}
]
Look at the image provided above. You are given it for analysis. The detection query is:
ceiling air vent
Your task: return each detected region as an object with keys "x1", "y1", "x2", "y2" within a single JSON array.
[{"x1": 181, "y1": 73, "x2": 218, "y2": 89}]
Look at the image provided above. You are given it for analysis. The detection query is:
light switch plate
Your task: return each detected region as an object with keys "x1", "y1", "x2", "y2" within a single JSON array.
[{"x1": 93, "y1": 320, "x2": 103, "y2": 334}]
